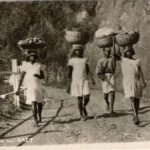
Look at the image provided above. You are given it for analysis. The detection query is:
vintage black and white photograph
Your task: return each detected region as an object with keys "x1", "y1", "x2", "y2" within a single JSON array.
[{"x1": 0, "y1": 0, "x2": 150, "y2": 148}]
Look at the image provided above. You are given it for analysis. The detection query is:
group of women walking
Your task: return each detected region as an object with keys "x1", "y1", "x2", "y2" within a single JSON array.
[
  {"x1": 15, "y1": 36, "x2": 146, "y2": 127},
  {"x1": 67, "y1": 42, "x2": 146, "y2": 125}
]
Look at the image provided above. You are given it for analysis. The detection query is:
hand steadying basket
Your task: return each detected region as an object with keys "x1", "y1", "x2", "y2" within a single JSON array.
[
  {"x1": 65, "y1": 30, "x2": 89, "y2": 44},
  {"x1": 116, "y1": 31, "x2": 139, "y2": 47}
]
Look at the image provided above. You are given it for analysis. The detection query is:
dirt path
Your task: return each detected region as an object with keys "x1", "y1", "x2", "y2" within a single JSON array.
[{"x1": 0, "y1": 86, "x2": 150, "y2": 146}]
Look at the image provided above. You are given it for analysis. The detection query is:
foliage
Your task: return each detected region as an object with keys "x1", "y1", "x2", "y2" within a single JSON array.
[{"x1": 0, "y1": 1, "x2": 98, "y2": 84}]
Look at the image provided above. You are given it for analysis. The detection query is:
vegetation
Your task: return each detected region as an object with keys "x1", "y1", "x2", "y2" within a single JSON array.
[{"x1": 0, "y1": 1, "x2": 98, "y2": 84}]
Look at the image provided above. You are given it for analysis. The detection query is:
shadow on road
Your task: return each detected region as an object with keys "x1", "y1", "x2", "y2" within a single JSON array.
[
  {"x1": 0, "y1": 115, "x2": 33, "y2": 139},
  {"x1": 139, "y1": 105, "x2": 150, "y2": 110},
  {"x1": 17, "y1": 99, "x2": 64, "y2": 146},
  {"x1": 53, "y1": 118, "x2": 80, "y2": 124},
  {"x1": 138, "y1": 120, "x2": 150, "y2": 127},
  {"x1": 1, "y1": 129, "x2": 63, "y2": 140}
]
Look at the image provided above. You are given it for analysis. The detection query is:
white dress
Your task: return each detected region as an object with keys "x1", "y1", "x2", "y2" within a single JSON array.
[
  {"x1": 96, "y1": 58, "x2": 115, "y2": 94},
  {"x1": 20, "y1": 62, "x2": 44, "y2": 104},
  {"x1": 67, "y1": 57, "x2": 90, "y2": 97},
  {"x1": 120, "y1": 57, "x2": 143, "y2": 99}
]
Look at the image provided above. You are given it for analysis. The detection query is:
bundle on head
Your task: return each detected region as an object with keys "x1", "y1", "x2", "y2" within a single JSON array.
[
  {"x1": 115, "y1": 30, "x2": 139, "y2": 47},
  {"x1": 65, "y1": 30, "x2": 89, "y2": 45},
  {"x1": 18, "y1": 37, "x2": 46, "y2": 49},
  {"x1": 96, "y1": 36, "x2": 113, "y2": 48},
  {"x1": 95, "y1": 27, "x2": 117, "y2": 48}
]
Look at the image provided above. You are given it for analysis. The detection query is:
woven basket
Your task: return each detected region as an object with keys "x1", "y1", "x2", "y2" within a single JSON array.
[
  {"x1": 65, "y1": 31, "x2": 89, "y2": 44},
  {"x1": 18, "y1": 38, "x2": 46, "y2": 49},
  {"x1": 116, "y1": 31, "x2": 139, "y2": 46},
  {"x1": 96, "y1": 36, "x2": 113, "y2": 48},
  {"x1": 18, "y1": 43, "x2": 46, "y2": 49}
]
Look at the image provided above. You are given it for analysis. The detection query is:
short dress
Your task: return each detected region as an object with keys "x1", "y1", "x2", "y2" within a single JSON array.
[
  {"x1": 20, "y1": 61, "x2": 45, "y2": 104},
  {"x1": 96, "y1": 57, "x2": 115, "y2": 94},
  {"x1": 120, "y1": 57, "x2": 143, "y2": 99},
  {"x1": 67, "y1": 57, "x2": 90, "y2": 97}
]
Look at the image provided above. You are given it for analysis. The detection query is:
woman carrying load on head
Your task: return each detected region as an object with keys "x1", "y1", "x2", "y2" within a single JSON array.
[
  {"x1": 114, "y1": 44, "x2": 146, "y2": 125},
  {"x1": 16, "y1": 51, "x2": 45, "y2": 127},
  {"x1": 67, "y1": 44, "x2": 95, "y2": 121}
]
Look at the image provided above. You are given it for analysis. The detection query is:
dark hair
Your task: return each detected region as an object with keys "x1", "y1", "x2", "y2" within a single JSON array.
[
  {"x1": 26, "y1": 55, "x2": 38, "y2": 61},
  {"x1": 124, "y1": 50, "x2": 135, "y2": 57}
]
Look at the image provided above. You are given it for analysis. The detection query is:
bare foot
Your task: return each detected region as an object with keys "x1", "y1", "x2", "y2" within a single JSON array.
[
  {"x1": 33, "y1": 120, "x2": 39, "y2": 127},
  {"x1": 105, "y1": 105, "x2": 110, "y2": 113},
  {"x1": 110, "y1": 111, "x2": 117, "y2": 114},
  {"x1": 134, "y1": 117, "x2": 139, "y2": 125}
]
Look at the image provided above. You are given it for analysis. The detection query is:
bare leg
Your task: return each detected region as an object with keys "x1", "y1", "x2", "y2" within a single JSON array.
[
  {"x1": 135, "y1": 98, "x2": 140, "y2": 113},
  {"x1": 104, "y1": 93, "x2": 110, "y2": 112},
  {"x1": 83, "y1": 95, "x2": 90, "y2": 120},
  {"x1": 131, "y1": 97, "x2": 139, "y2": 125},
  {"x1": 78, "y1": 97, "x2": 84, "y2": 119},
  {"x1": 32, "y1": 101, "x2": 38, "y2": 126},
  {"x1": 135, "y1": 98, "x2": 140, "y2": 124},
  {"x1": 37, "y1": 102, "x2": 43, "y2": 123},
  {"x1": 109, "y1": 91, "x2": 116, "y2": 114}
]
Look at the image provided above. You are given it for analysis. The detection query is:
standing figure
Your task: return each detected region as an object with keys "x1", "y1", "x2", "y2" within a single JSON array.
[
  {"x1": 119, "y1": 45, "x2": 146, "y2": 125},
  {"x1": 96, "y1": 47, "x2": 116, "y2": 114},
  {"x1": 16, "y1": 51, "x2": 45, "y2": 127},
  {"x1": 67, "y1": 44, "x2": 95, "y2": 121}
]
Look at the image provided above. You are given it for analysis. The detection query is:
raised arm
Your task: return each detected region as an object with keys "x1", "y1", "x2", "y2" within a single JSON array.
[{"x1": 112, "y1": 36, "x2": 122, "y2": 60}]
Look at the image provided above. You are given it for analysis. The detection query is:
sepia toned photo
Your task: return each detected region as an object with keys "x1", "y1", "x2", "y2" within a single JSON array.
[{"x1": 0, "y1": 0, "x2": 150, "y2": 149}]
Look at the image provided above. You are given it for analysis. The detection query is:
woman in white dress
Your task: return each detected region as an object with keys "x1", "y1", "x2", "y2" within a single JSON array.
[
  {"x1": 67, "y1": 44, "x2": 95, "y2": 121},
  {"x1": 116, "y1": 45, "x2": 146, "y2": 125},
  {"x1": 16, "y1": 51, "x2": 45, "y2": 127}
]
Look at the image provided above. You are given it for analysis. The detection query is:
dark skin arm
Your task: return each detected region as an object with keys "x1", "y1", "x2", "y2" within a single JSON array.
[
  {"x1": 33, "y1": 70, "x2": 45, "y2": 79},
  {"x1": 86, "y1": 64, "x2": 95, "y2": 85},
  {"x1": 98, "y1": 73, "x2": 105, "y2": 81},
  {"x1": 111, "y1": 36, "x2": 122, "y2": 60},
  {"x1": 66, "y1": 66, "x2": 73, "y2": 93},
  {"x1": 16, "y1": 71, "x2": 26, "y2": 95},
  {"x1": 138, "y1": 66, "x2": 146, "y2": 88}
]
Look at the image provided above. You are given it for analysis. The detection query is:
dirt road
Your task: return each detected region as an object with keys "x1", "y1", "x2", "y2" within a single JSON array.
[{"x1": 0, "y1": 86, "x2": 150, "y2": 146}]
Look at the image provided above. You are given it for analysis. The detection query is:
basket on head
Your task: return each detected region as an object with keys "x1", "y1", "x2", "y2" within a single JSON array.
[
  {"x1": 18, "y1": 37, "x2": 46, "y2": 50},
  {"x1": 95, "y1": 36, "x2": 113, "y2": 48},
  {"x1": 65, "y1": 30, "x2": 89, "y2": 44},
  {"x1": 116, "y1": 31, "x2": 139, "y2": 47},
  {"x1": 72, "y1": 44, "x2": 84, "y2": 50}
]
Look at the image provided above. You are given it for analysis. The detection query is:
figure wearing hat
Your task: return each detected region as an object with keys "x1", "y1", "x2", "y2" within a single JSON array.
[
  {"x1": 67, "y1": 44, "x2": 95, "y2": 121},
  {"x1": 113, "y1": 45, "x2": 146, "y2": 125},
  {"x1": 96, "y1": 47, "x2": 116, "y2": 114},
  {"x1": 16, "y1": 51, "x2": 45, "y2": 127}
]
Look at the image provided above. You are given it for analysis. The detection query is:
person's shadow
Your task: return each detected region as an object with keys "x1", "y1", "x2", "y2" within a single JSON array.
[
  {"x1": 137, "y1": 105, "x2": 150, "y2": 127},
  {"x1": 138, "y1": 120, "x2": 150, "y2": 127},
  {"x1": 139, "y1": 105, "x2": 150, "y2": 114}
]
